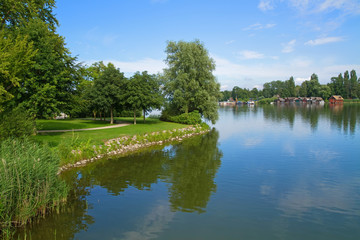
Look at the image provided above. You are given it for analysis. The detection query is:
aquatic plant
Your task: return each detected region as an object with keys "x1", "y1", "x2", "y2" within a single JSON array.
[{"x1": 0, "y1": 138, "x2": 69, "y2": 239}]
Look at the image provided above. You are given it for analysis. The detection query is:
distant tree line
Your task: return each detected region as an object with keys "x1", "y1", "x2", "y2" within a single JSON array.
[{"x1": 220, "y1": 71, "x2": 360, "y2": 101}]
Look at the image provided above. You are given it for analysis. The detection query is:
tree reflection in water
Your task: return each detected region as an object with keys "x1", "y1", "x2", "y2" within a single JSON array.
[{"x1": 15, "y1": 129, "x2": 222, "y2": 239}]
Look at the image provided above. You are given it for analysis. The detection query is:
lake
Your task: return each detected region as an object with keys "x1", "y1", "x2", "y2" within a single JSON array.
[{"x1": 16, "y1": 104, "x2": 360, "y2": 240}]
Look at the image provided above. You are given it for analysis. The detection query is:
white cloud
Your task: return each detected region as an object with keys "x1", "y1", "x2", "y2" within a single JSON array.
[
  {"x1": 212, "y1": 54, "x2": 360, "y2": 89},
  {"x1": 317, "y1": 0, "x2": 360, "y2": 14},
  {"x1": 258, "y1": 0, "x2": 274, "y2": 11},
  {"x1": 243, "y1": 23, "x2": 276, "y2": 31},
  {"x1": 282, "y1": 39, "x2": 296, "y2": 53},
  {"x1": 225, "y1": 40, "x2": 235, "y2": 45},
  {"x1": 305, "y1": 36, "x2": 344, "y2": 46},
  {"x1": 295, "y1": 77, "x2": 310, "y2": 85},
  {"x1": 85, "y1": 58, "x2": 166, "y2": 76},
  {"x1": 238, "y1": 50, "x2": 265, "y2": 59},
  {"x1": 220, "y1": 85, "x2": 229, "y2": 90}
]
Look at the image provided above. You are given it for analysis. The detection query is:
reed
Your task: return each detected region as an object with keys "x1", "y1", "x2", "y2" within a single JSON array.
[{"x1": 0, "y1": 138, "x2": 69, "y2": 239}]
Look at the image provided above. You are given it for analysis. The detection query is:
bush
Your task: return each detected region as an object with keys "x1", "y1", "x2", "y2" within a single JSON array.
[
  {"x1": 257, "y1": 97, "x2": 278, "y2": 104},
  {"x1": 0, "y1": 138, "x2": 69, "y2": 238},
  {"x1": 0, "y1": 106, "x2": 36, "y2": 141},
  {"x1": 170, "y1": 111, "x2": 202, "y2": 125}
]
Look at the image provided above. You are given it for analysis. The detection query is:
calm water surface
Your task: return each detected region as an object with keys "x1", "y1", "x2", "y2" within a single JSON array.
[{"x1": 17, "y1": 104, "x2": 360, "y2": 239}]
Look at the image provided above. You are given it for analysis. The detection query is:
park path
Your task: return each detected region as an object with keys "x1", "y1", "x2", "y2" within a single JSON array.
[{"x1": 37, "y1": 122, "x2": 131, "y2": 133}]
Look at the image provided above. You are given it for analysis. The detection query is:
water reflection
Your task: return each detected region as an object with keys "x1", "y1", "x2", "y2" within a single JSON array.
[
  {"x1": 166, "y1": 130, "x2": 222, "y2": 213},
  {"x1": 16, "y1": 129, "x2": 222, "y2": 239},
  {"x1": 260, "y1": 104, "x2": 360, "y2": 134}
]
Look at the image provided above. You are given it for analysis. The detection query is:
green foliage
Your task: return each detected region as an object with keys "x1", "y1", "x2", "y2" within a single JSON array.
[
  {"x1": 262, "y1": 77, "x2": 296, "y2": 98},
  {"x1": 118, "y1": 109, "x2": 142, "y2": 117},
  {"x1": 0, "y1": 106, "x2": 36, "y2": 140},
  {"x1": 124, "y1": 71, "x2": 163, "y2": 124},
  {"x1": 14, "y1": 19, "x2": 80, "y2": 118},
  {"x1": 0, "y1": 0, "x2": 58, "y2": 30},
  {"x1": 257, "y1": 97, "x2": 278, "y2": 104},
  {"x1": 169, "y1": 111, "x2": 202, "y2": 125},
  {"x1": 164, "y1": 40, "x2": 220, "y2": 124},
  {"x1": 89, "y1": 62, "x2": 127, "y2": 124},
  {"x1": 0, "y1": 138, "x2": 68, "y2": 238},
  {"x1": 0, "y1": 30, "x2": 36, "y2": 112},
  {"x1": 57, "y1": 124, "x2": 209, "y2": 167},
  {"x1": 219, "y1": 90, "x2": 232, "y2": 101},
  {"x1": 328, "y1": 70, "x2": 359, "y2": 99}
]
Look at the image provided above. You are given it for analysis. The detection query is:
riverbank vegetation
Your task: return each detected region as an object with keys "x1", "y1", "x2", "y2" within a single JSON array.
[
  {"x1": 0, "y1": 138, "x2": 69, "y2": 239},
  {"x1": 220, "y1": 71, "x2": 360, "y2": 102},
  {"x1": 1, "y1": 1, "x2": 220, "y2": 237}
]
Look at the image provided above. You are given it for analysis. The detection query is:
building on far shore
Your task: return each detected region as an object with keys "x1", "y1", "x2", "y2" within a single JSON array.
[{"x1": 329, "y1": 95, "x2": 344, "y2": 104}]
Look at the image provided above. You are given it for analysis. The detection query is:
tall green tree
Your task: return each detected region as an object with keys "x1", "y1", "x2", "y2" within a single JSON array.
[
  {"x1": 91, "y1": 63, "x2": 126, "y2": 124},
  {"x1": 299, "y1": 81, "x2": 307, "y2": 97},
  {"x1": 349, "y1": 70, "x2": 358, "y2": 98},
  {"x1": 343, "y1": 70, "x2": 350, "y2": 98},
  {"x1": 125, "y1": 71, "x2": 163, "y2": 124},
  {"x1": 0, "y1": 31, "x2": 36, "y2": 112},
  {"x1": 164, "y1": 40, "x2": 220, "y2": 124},
  {"x1": 12, "y1": 19, "x2": 79, "y2": 118}
]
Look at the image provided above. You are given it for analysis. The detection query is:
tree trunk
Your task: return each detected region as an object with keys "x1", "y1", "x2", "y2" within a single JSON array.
[
  {"x1": 110, "y1": 107, "x2": 114, "y2": 124},
  {"x1": 100, "y1": 112, "x2": 102, "y2": 121},
  {"x1": 185, "y1": 105, "x2": 188, "y2": 114},
  {"x1": 93, "y1": 111, "x2": 96, "y2": 120},
  {"x1": 143, "y1": 109, "x2": 146, "y2": 123},
  {"x1": 134, "y1": 109, "x2": 137, "y2": 125}
]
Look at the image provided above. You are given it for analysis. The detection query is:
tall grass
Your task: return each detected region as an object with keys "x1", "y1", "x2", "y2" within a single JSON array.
[{"x1": 0, "y1": 138, "x2": 69, "y2": 239}]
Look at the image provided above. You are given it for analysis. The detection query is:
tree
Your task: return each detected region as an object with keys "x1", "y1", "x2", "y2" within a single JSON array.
[
  {"x1": 0, "y1": 0, "x2": 57, "y2": 30},
  {"x1": 125, "y1": 71, "x2": 163, "y2": 124},
  {"x1": 343, "y1": 70, "x2": 350, "y2": 98},
  {"x1": 219, "y1": 90, "x2": 231, "y2": 101},
  {"x1": 307, "y1": 73, "x2": 320, "y2": 97},
  {"x1": 299, "y1": 81, "x2": 307, "y2": 97},
  {"x1": 286, "y1": 76, "x2": 296, "y2": 97},
  {"x1": 91, "y1": 63, "x2": 126, "y2": 124},
  {"x1": 0, "y1": 31, "x2": 36, "y2": 112},
  {"x1": 11, "y1": 19, "x2": 79, "y2": 118},
  {"x1": 349, "y1": 70, "x2": 358, "y2": 98},
  {"x1": 164, "y1": 40, "x2": 220, "y2": 124},
  {"x1": 318, "y1": 85, "x2": 331, "y2": 100}
]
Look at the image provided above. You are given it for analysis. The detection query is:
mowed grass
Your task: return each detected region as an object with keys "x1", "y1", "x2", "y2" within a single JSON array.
[
  {"x1": 33, "y1": 118, "x2": 187, "y2": 147},
  {"x1": 36, "y1": 118, "x2": 116, "y2": 130}
]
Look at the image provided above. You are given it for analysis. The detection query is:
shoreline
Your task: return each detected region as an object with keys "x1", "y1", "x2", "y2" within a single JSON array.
[{"x1": 58, "y1": 125, "x2": 209, "y2": 174}]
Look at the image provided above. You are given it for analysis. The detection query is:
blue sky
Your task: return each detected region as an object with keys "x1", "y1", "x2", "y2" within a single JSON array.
[{"x1": 54, "y1": 0, "x2": 360, "y2": 90}]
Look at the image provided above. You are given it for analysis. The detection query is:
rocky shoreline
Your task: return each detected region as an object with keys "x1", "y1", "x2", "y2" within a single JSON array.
[{"x1": 58, "y1": 125, "x2": 209, "y2": 174}]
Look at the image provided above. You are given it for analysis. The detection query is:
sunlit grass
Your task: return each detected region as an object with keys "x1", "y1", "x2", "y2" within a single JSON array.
[{"x1": 33, "y1": 118, "x2": 186, "y2": 147}]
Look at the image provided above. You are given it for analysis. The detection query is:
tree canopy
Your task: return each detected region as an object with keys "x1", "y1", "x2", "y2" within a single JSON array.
[
  {"x1": 164, "y1": 40, "x2": 220, "y2": 124},
  {"x1": 125, "y1": 71, "x2": 163, "y2": 124}
]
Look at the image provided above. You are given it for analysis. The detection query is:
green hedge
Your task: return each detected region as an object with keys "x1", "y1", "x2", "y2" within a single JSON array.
[{"x1": 168, "y1": 111, "x2": 202, "y2": 125}]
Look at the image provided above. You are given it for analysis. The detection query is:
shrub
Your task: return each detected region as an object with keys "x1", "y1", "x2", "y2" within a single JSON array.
[
  {"x1": 0, "y1": 106, "x2": 36, "y2": 141},
  {"x1": 257, "y1": 97, "x2": 278, "y2": 104},
  {"x1": 170, "y1": 111, "x2": 202, "y2": 125}
]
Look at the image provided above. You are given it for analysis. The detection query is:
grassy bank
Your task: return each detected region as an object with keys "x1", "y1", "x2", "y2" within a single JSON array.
[
  {"x1": 344, "y1": 99, "x2": 360, "y2": 103},
  {"x1": 0, "y1": 138, "x2": 69, "y2": 239},
  {"x1": 58, "y1": 123, "x2": 210, "y2": 171},
  {"x1": 33, "y1": 118, "x2": 187, "y2": 147},
  {"x1": 36, "y1": 118, "x2": 116, "y2": 131}
]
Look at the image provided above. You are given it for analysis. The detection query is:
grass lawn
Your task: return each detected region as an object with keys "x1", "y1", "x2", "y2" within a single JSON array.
[
  {"x1": 36, "y1": 118, "x2": 118, "y2": 130},
  {"x1": 33, "y1": 118, "x2": 187, "y2": 147}
]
